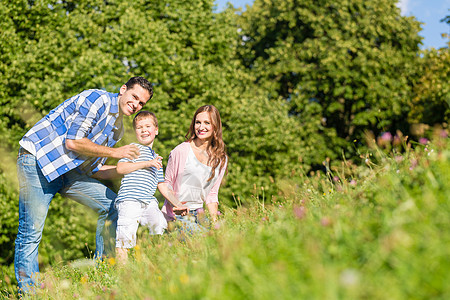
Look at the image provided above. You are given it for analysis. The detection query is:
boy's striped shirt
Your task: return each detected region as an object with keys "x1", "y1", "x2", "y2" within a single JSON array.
[{"x1": 115, "y1": 143, "x2": 164, "y2": 205}]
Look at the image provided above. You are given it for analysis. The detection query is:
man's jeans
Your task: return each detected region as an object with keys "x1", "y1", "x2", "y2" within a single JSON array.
[{"x1": 14, "y1": 151, "x2": 117, "y2": 293}]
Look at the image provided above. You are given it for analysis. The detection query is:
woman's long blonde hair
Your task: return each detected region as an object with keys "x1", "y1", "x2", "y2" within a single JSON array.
[{"x1": 186, "y1": 105, "x2": 227, "y2": 181}]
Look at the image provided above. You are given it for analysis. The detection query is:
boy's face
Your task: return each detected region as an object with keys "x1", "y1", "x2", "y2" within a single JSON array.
[{"x1": 134, "y1": 117, "x2": 158, "y2": 146}]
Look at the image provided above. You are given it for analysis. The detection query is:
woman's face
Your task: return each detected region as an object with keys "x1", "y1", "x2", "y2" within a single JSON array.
[{"x1": 194, "y1": 111, "x2": 213, "y2": 141}]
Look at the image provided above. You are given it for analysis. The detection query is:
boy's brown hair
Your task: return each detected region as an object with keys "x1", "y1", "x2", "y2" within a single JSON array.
[{"x1": 133, "y1": 111, "x2": 158, "y2": 129}]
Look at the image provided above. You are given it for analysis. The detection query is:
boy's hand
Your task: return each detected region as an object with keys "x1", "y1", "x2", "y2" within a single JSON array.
[{"x1": 146, "y1": 155, "x2": 163, "y2": 169}]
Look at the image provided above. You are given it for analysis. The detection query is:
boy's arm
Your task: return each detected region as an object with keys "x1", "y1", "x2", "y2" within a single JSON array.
[
  {"x1": 158, "y1": 182, "x2": 188, "y2": 215},
  {"x1": 91, "y1": 165, "x2": 122, "y2": 180},
  {"x1": 116, "y1": 155, "x2": 163, "y2": 175}
]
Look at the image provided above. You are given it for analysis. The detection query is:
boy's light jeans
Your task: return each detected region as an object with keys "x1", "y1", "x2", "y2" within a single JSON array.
[
  {"x1": 14, "y1": 151, "x2": 117, "y2": 293},
  {"x1": 115, "y1": 201, "x2": 167, "y2": 249}
]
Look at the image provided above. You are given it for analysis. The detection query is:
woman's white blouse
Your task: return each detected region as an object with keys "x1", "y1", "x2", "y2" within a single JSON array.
[{"x1": 178, "y1": 147, "x2": 220, "y2": 210}]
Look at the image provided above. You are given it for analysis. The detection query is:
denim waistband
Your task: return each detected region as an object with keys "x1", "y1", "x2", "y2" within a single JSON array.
[
  {"x1": 188, "y1": 208, "x2": 204, "y2": 215},
  {"x1": 18, "y1": 147, "x2": 33, "y2": 157}
]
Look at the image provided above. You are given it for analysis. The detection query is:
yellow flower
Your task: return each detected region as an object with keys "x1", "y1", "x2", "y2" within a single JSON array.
[
  {"x1": 107, "y1": 257, "x2": 116, "y2": 266},
  {"x1": 134, "y1": 244, "x2": 142, "y2": 261},
  {"x1": 180, "y1": 274, "x2": 189, "y2": 284},
  {"x1": 169, "y1": 284, "x2": 178, "y2": 294}
]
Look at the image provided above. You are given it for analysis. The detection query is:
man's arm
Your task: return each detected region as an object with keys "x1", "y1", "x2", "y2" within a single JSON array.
[{"x1": 66, "y1": 138, "x2": 140, "y2": 160}]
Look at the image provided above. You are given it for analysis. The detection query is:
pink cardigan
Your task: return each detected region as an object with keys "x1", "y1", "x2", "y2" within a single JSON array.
[{"x1": 161, "y1": 142, "x2": 228, "y2": 221}]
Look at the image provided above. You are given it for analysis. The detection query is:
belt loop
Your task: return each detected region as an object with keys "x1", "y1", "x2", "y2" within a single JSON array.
[
  {"x1": 18, "y1": 147, "x2": 32, "y2": 156},
  {"x1": 18, "y1": 147, "x2": 25, "y2": 157}
]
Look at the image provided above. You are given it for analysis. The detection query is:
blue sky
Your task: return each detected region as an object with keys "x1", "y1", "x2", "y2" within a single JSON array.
[{"x1": 215, "y1": 0, "x2": 449, "y2": 49}]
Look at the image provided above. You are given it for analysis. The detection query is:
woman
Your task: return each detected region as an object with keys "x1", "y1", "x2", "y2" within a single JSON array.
[{"x1": 161, "y1": 105, "x2": 228, "y2": 232}]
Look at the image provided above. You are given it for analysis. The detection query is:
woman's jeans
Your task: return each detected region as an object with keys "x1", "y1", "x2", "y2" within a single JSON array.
[
  {"x1": 14, "y1": 151, "x2": 117, "y2": 293},
  {"x1": 175, "y1": 209, "x2": 208, "y2": 235}
]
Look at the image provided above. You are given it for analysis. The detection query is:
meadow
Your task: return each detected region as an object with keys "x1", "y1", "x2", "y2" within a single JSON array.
[{"x1": 1, "y1": 133, "x2": 449, "y2": 299}]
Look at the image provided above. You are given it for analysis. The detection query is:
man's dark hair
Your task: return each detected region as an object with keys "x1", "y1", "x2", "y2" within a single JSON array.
[{"x1": 125, "y1": 77, "x2": 153, "y2": 100}]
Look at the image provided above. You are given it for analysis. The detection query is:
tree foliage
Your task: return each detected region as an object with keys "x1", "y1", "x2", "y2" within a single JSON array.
[
  {"x1": 237, "y1": 0, "x2": 423, "y2": 154},
  {"x1": 409, "y1": 45, "x2": 449, "y2": 126},
  {"x1": 0, "y1": 0, "x2": 322, "y2": 267},
  {"x1": 0, "y1": 0, "x2": 447, "y2": 271}
]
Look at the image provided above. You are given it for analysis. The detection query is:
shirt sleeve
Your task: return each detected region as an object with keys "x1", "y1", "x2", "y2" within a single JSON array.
[
  {"x1": 205, "y1": 157, "x2": 228, "y2": 204},
  {"x1": 157, "y1": 167, "x2": 164, "y2": 183},
  {"x1": 164, "y1": 148, "x2": 179, "y2": 190},
  {"x1": 66, "y1": 91, "x2": 107, "y2": 140},
  {"x1": 118, "y1": 157, "x2": 132, "y2": 163},
  {"x1": 162, "y1": 144, "x2": 183, "y2": 220}
]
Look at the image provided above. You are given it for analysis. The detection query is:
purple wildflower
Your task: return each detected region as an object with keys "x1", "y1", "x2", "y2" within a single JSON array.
[
  {"x1": 395, "y1": 156, "x2": 403, "y2": 163},
  {"x1": 293, "y1": 205, "x2": 306, "y2": 220},
  {"x1": 381, "y1": 132, "x2": 393, "y2": 142},
  {"x1": 320, "y1": 217, "x2": 332, "y2": 227},
  {"x1": 419, "y1": 137, "x2": 429, "y2": 145}
]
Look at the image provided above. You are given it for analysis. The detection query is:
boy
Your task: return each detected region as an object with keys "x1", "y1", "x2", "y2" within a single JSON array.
[{"x1": 115, "y1": 111, "x2": 187, "y2": 262}]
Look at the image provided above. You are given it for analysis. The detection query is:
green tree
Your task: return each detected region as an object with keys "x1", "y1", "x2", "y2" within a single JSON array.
[
  {"x1": 237, "y1": 0, "x2": 422, "y2": 155},
  {"x1": 408, "y1": 14, "x2": 449, "y2": 127},
  {"x1": 0, "y1": 0, "x2": 129, "y2": 267},
  {"x1": 94, "y1": 0, "x2": 327, "y2": 203},
  {"x1": 0, "y1": 0, "x2": 326, "y2": 270}
]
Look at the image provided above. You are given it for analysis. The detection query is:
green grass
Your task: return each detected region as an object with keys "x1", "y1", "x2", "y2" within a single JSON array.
[{"x1": 2, "y1": 136, "x2": 449, "y2": 299}]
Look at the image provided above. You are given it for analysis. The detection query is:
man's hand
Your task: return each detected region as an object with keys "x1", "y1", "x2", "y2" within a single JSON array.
[{"x1": 113, "y1": 144, "x2": 141, "y2": 160}]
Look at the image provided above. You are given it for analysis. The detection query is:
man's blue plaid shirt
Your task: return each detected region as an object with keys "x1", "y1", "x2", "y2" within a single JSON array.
[{"x1": 20, "y1": 89, "x2": 124, "y2": 182}]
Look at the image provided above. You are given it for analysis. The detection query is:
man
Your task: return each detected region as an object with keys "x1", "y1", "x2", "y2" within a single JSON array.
[{"x1": 14, "y1": 76, "x2": 153, "y2": 293}]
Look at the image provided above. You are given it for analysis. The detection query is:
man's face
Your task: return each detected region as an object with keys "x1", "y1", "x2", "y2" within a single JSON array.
[
  {"x1": 134, "y1": 117, "x2": 158, "y2": 146},
  {"x1": 118, "y1": 84, "x2": 151, "y2": 116}
]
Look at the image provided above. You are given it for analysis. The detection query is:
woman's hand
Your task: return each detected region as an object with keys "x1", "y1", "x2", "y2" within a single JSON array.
[{"x1": 173, "y1": 206, "x2": 188, "y2": 216}]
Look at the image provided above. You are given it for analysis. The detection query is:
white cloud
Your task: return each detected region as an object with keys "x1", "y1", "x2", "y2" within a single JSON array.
[{"x1": 396, "y1": 0, "x2": 410, "y2": 15}]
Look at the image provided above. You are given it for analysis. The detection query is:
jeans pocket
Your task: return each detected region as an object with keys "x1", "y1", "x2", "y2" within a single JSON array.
[
  {"x1": 17, "y1": 154, "x2": 50, "y2": 191},
  {"x1": 18, "y1": 153, "x2": 37, "y2": 166}
]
